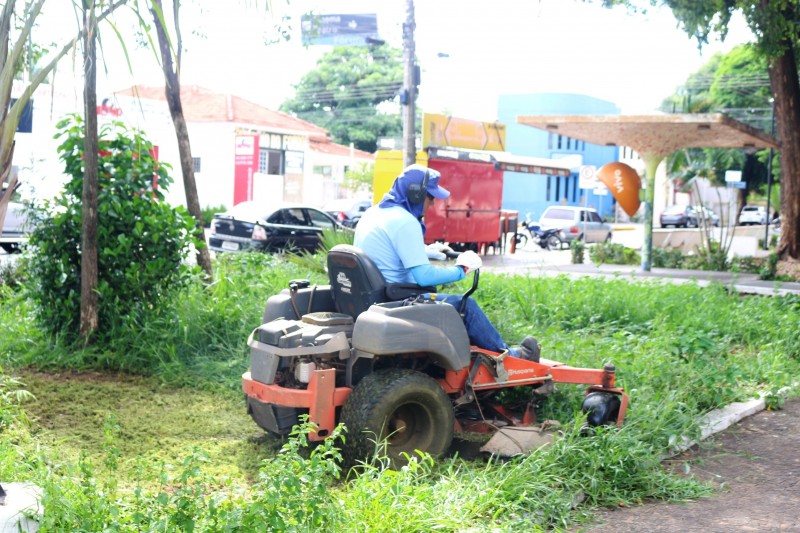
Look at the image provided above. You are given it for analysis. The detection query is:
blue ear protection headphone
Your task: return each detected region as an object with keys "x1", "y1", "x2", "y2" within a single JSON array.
[{"x1": 407, "y1": 169, "x2": 430, "y2": 205}]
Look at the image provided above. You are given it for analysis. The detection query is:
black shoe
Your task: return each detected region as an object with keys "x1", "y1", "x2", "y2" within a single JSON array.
[{"x1": 510, "y1": 336, "x2": 540, "y2": 362}]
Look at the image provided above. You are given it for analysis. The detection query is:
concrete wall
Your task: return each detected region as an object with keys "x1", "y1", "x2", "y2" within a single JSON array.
[{"x1": 653, "y1": 226, "x2": 772, "y2": 258}]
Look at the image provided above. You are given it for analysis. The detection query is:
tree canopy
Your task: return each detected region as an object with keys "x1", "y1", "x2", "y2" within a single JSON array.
[
  {"x1": 281, "y1": 45, "x2": 404, "y2": 153},
  {"x1": 661, "y1": 44, "x2": 773, "y2": 204},
  {"x1": 596, "y1": 0, "x2": 800, "y2": 259}
]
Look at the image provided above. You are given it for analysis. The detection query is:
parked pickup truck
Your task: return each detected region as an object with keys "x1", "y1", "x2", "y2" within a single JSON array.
[{"x1": 1, "y1": 202, "x2": 29, "y2": 253}]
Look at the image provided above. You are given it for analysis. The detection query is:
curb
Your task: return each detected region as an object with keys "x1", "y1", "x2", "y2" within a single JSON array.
[
  {"x1": 669, "y1": 397, "x2": 766, "y2": 457},
  {"x1": 0, "y1": 483, "x2": 41, "y2": 533},
  {"x1": 668, "y1": 387, "x2": 795, "y2": 459}
]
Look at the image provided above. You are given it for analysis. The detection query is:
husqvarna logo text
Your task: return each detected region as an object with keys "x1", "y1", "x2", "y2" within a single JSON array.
[{"x1": 337, "y1": 272, "x2": 352, "y2": 294}]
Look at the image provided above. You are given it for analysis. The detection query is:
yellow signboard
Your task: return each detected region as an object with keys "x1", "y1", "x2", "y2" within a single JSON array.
[{"x1": 422, "y1": 113, "x2": 506, "y2": 151}]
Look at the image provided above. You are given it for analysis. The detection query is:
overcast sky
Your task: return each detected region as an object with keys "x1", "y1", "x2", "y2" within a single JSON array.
[{"x1": 43, "y1": 0, "x2": 755, "y2": 122}]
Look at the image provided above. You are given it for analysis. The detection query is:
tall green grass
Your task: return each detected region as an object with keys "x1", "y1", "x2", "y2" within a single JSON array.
[
  {"x1": 5, "y1": 417, "x2": 710, "y2": 532},
  {"x1": 1, "y1": 253, "x2": 799, "y2": 530},
  {"x1": 1, "y1": 252, "x2": 327, "y2": 389}
]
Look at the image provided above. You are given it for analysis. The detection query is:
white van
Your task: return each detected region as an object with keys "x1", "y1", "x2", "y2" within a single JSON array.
[{"x1": 538, "y1": 206, "x2": 613, "y2": 244}]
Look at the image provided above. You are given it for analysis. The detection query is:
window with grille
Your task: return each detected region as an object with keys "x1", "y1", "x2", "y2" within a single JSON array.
[{"x1": 259, "y1": 148, "x2": 283, "y2": 174}]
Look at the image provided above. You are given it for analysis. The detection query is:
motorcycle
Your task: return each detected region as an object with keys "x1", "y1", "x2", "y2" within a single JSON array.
[
  {"x1": 515, "y1": 215, "x2": 563, "y2": 251},
  {"x1": 514, "y1": 219, "x2": 533, "y2": 249},
  {"x1": 529, "y1": 223, "x2": 564, "y2": 250}
]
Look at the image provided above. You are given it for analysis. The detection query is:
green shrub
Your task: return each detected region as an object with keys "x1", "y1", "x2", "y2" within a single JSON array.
[
  {"x1": 731, "y1": 255, "x2": 766, "y2": 274},
  {"x1": 589, "y1": 242, "x2": 640, "y2": 265},
  {"x1": 200, "y1": 204, "x2": 227, "y2": 227},
  {"x1": 731, "y1": 253, "x2": 783, "y2": 280},
  {"x1": 651, "y1": 247, "x2": 685, "y2": 269},
  {"x1": 684, "y1": 241, "x2": 728, "y2": 271},
  {"x1": 25, "y1": 115, "x2": 198, "y2": 343},
  {"x1": 0, "y1": 257, "x2": 25, "y2": 291},
  {"x1": 570, "y1": 239, "x2": 585, "y2": 264}
]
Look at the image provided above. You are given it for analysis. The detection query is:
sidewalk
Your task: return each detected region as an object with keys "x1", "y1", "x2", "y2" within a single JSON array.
[
  {"x1": 480, "y1": 249, "x2": 800, "y2": 296},
  {"x1": 579, "y1": 398, "x2": 800, "y2": 532}
]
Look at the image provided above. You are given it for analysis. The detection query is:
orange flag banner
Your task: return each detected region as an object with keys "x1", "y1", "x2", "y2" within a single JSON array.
[{"x1": 596, "y1": 162, "x2": 642, "y2": 217}]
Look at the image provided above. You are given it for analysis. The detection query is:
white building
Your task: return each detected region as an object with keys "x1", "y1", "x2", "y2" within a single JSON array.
[{"x1": 111, "y1": 85, "x2": 374, "y2": 210}]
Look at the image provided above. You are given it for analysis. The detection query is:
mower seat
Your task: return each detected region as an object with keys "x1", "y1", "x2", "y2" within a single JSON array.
[{"x1": 327, "y1": 244, "x2": 434, "y2": 319}]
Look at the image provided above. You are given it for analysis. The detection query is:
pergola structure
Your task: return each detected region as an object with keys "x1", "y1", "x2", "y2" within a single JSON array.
[{"x1": 517, "y1": 114, "x2": 779, "y2": 270}]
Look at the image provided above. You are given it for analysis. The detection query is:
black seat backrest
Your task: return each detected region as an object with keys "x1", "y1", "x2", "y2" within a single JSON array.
[{"x1": 327, "y1": 244, "x2": 389, "y2": 318}]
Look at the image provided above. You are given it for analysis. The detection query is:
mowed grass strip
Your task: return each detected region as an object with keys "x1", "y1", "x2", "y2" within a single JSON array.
[{"x1": 15, "y1": 369, "x2": 281, "y2": 485}]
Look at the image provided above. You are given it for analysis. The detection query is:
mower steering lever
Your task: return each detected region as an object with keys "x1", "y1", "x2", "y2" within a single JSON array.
[
  {"x1": 459, "y1": 270, "x2": 479, "y2": 315},
  {"x1": 440, "y1": 249, "x2": 478, "y2": 315}
]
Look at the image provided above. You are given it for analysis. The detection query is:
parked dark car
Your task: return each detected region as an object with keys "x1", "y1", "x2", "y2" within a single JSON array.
[
  {"x1": 208, "y1": 201, "x2": 342, "y2": 254},
  {"x1": 323, "y1": 198, "x2": 371, "y2": 228}
]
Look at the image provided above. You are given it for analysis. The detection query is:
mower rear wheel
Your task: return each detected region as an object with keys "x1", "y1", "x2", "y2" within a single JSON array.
[
  {"x1": 341, "y1": 368, "x2": 454, "y2": 468},
  {"x1": 582, "y1": 391, "x2": 621, "y2": 426}
]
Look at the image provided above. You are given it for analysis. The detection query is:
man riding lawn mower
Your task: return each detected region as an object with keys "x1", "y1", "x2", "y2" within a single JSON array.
[{"x1": 242, "y1": 166, "x2": 628, "y2": 466}]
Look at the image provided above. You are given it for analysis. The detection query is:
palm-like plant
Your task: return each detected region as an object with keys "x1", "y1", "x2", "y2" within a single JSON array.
[
  {"x1": 665, "y1": 148, "x2": 742, "y2": 270},
  {"x1": 285, "y1": 227, "x2": 356, "y2": 275}
]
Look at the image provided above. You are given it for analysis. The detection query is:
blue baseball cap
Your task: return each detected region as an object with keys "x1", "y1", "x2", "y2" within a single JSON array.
[{"x1": 403, "y1": 164, "x2": 450, "y2": 199}]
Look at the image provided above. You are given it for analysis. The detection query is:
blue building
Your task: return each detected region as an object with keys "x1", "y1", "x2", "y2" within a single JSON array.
[{"x1": 497, "y1": 93, "x2": 620, "y2": 221}]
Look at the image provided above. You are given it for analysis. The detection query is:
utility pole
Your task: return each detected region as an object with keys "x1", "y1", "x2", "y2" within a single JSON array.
[{"x1": 402, "y1": 0, "x2": 416, "y2": 167}]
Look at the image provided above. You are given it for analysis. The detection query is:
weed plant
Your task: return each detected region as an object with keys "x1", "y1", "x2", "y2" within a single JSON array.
[
  {"x1": 286, "y1": 226, "x2": 356, "y2": 274},
  {"x1": 0, "y1": 256, "x2": 25, "y2": 290},
  {"x1": 200, "y1": 203, "x2": 228, "y2": 227}
]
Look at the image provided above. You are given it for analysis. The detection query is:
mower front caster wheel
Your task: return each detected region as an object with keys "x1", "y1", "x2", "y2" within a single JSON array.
[
  {"x1": 581, "y1": 391, "x2": 621, "y2": 427},
  {"x1": 341, "y1": 368, "x2": 454, "y2": 468}
]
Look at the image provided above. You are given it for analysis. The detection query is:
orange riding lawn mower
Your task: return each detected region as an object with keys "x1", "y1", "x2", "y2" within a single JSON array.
[{"x1": 242, "y1": 245, "x2": 628, "y2": 465}]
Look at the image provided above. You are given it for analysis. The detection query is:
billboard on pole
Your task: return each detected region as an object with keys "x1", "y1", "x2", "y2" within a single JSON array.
[
  {"x1": 301, "y1": 14, "x2": 380, "y2": 46},
  {"x1": 422, "y1": 113, "x2": 506, "y2": 151}
]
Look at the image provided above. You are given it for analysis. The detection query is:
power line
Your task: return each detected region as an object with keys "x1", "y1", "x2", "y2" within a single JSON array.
[{"x1": 289, "y1": 81, "x2": 403, "y2": 104}]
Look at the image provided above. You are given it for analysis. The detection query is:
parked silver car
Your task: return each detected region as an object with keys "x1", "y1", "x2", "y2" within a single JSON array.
[{"x1": 537, "y1": 206, "x2": 613, "y2": 244}]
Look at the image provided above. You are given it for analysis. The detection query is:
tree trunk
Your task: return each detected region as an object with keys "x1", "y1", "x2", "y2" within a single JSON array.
[
  {"x1": 769, "y1": 41, "x2": 800, "y2": 259},
  {"x1": 80, "y1": 1, "x2": 99, "y2": 339},
  {"x1": 150, "y1": 0, "x2": 213, "y2": 280}
]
